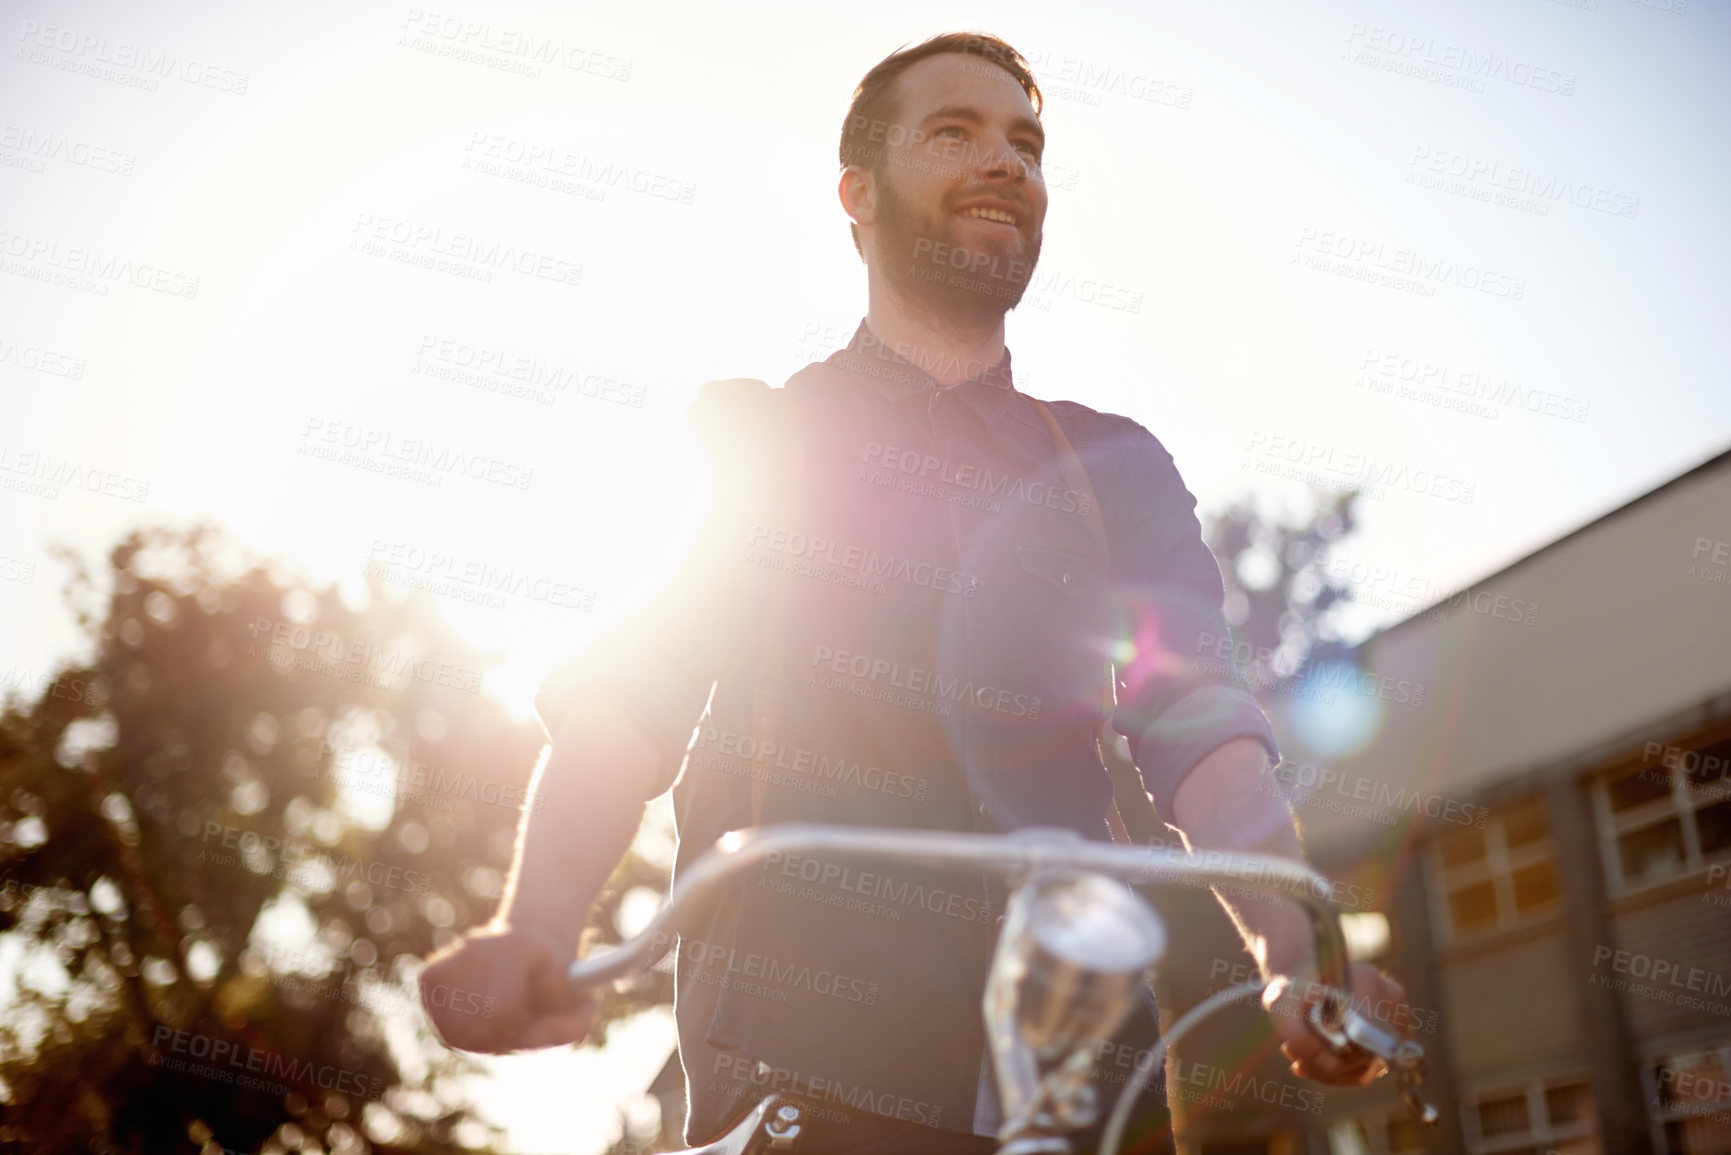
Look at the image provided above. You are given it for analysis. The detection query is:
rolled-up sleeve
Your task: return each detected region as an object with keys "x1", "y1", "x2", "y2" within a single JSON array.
[
  {"x1": 534, "y1": 378, "x2": 779, "y2": 800},
  {"x1": 1099, "y1": 421, "x2": 1279, "y2": 823}
]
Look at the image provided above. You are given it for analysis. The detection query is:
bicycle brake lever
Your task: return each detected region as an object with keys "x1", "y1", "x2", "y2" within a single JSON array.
[{"x1": 1306, "y1": 1000, "x2": 1440, "y2": 1125}]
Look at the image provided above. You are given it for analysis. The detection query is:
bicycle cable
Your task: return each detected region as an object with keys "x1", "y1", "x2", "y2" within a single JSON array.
[{"x1": 1098, "y1": 978, "x2": 1269, "y2": 1155}]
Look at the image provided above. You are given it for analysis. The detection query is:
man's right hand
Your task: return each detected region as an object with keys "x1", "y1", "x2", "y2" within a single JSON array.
[{"x1": 419, "y1": 926, "x2": 597, "y2": 1054}]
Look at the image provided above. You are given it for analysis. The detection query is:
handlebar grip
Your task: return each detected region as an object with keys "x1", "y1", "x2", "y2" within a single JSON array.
[{"x1": 1306, "y1": 1000, "x2": 1439, "y2": 1124}]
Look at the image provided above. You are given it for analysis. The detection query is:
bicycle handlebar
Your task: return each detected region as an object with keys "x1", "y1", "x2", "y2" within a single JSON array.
[{"x1": 567, "y1": 823, "x2": 1352, "y2": 1010}]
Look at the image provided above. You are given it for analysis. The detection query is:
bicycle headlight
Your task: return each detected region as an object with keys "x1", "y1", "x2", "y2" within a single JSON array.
[{"x1": 984, "y1": 870, "x2": 1166, "y2": 1140}]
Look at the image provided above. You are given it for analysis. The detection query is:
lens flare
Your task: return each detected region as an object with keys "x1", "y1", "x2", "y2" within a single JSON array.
[{"x1": 1288, "y1": 659, "x2": 1384, "y2": 758}]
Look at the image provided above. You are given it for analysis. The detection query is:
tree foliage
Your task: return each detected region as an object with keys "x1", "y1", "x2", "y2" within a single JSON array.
[
  {"x1": 1200, "y1": 488, "x2": 1363, "y2": 700},
  {"x1": 0, "y1": 525, "x2": 666, "y2": 1154}
]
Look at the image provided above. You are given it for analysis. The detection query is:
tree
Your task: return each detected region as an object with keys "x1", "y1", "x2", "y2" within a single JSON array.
[
  {"x1": 0, "y1": 525, "x2": 666, "y2": 1154},
  {"x1": 1200, "y1": 488, "x2": 1363, "y2": 701}
]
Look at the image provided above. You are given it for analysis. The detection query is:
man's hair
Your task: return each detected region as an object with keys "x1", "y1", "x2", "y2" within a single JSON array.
[{"x1": 839, "y1": 32, "x2": 1043, "y2": 257}]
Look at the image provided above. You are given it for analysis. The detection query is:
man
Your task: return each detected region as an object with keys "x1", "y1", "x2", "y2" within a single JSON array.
[{"x1": 421, "y1": 32, "x2": 1410, "y2": 1153}]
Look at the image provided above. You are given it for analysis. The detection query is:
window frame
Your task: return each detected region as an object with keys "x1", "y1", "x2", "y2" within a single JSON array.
[
  {"x1": 1428, "y1": 798, "x2": 1561, "y2": 943},
  {"x1": 1642, "y1": 1038, "x2": 1731, "y2": 1155},
  {"x1": 1462, "y1": 1073, "x2": 1599, "y2": 1154},
  {"x1": 1594, "y1": 732, "x2": 1731, "y2": 894}
]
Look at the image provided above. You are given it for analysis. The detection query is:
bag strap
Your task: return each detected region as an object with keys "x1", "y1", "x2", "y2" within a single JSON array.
[
  {"x1": 1028, "y1": 399, "x2": 1163, "y2": 847},
  {"x1": 1029, "y1": 399, "x2": 1111, "y2": 563}
]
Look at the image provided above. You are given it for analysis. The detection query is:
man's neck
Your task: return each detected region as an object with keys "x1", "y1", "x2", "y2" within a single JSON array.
[{"x1": 863, "y1": 268, "x2": 1008, "y2": 388}]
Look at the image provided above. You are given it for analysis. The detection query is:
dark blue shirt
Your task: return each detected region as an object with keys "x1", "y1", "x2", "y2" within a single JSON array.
[{"x1": 537, "y1": 321, "x2": 1277, "y2": 1145}]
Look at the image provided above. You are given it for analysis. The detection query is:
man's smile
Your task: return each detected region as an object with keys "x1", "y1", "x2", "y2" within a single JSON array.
[{"x1": 954, "y1": 200, "x2": 1025, "y2": 231}]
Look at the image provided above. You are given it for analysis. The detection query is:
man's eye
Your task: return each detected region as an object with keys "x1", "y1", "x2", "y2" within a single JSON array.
[
  {"x1": 935, "y1": 125, "x2": 965, "y2": 138},
  {"x1": 1015, "y1": 142, "x2": 1041, "y2": 161}
]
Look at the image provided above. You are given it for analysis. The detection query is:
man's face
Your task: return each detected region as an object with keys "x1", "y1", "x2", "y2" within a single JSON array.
[{"x1": 856, "y1": 52, "x2": 1048, "y2": 322}]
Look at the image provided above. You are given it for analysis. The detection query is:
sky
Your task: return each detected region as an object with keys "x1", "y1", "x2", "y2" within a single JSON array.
[{"x1": 2, "y1": 0, "x2": 1728, "y2": 1150}]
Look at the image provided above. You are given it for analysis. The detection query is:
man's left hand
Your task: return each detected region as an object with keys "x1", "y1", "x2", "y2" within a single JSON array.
[{"x1": 1264, "y1": 962, "x2": 1410, "y2": 1086}]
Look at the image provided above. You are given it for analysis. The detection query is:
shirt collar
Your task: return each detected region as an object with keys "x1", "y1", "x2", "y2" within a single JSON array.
[{"x1": 826, "y1": 320, "x2": 1018, "y2": 403}]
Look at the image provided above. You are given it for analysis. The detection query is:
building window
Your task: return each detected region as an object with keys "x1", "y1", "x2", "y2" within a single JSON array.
[
  {"x1": 1465, "y1": 1076, "x2": 1598, "y2": 1154},
  {"x1": 1328, "y1": 1110, "x2": 1428, "y2": 1153},
  {"x1": 1431, "y1": 798, "x2": 1561, "y2": 940},
  {"x1": 1595, "y1": 735, "x2": 1731, "y2": 891},
  {"x1": 1647, "y1": 1041, "x2": 1731, "y2": 1154}
]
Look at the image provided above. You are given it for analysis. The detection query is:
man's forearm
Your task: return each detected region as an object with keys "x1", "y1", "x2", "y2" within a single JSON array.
[
  {"x1": 495, "y1": 698, "x2": 661, "y2": 956},
  {"x1": 1169, "y1": 736, "x2": 1319, "y2": 978}
]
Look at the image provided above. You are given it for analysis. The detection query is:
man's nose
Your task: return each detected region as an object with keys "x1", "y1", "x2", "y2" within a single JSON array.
[{"x1": 975, "y1": 136, "x2": 1031, "y2": 184}]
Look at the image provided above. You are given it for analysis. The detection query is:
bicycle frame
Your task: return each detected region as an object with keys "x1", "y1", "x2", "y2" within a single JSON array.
[{"x1": 567, "y1": 823, "x2": 1437, "y2": 1154}]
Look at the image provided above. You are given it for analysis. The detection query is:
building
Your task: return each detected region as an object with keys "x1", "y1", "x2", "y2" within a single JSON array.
[{"x1": 1162, "y1": 446, "x2": 1731, "y2": 1155}]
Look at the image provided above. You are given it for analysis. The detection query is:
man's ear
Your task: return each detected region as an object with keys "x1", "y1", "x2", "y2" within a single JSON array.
[{"x1": 838, "y1": 164, "x2": 877, "y2": 230}]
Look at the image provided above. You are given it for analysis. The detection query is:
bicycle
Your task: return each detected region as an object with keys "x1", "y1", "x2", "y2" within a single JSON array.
[{"x1": 566, "y1": 823, "x2": 1440, "y2": 1155}]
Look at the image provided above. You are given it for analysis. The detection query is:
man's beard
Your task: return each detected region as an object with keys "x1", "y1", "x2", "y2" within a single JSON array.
[{"x1": 873, "y1": 173, "x2": 1043, "y2": 329}]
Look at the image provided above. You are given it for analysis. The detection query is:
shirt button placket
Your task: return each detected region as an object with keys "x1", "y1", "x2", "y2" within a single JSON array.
[
  {"x1": 934, "y1": 385, "x2": 997, "y2": 923},
  {"x1": 931, "y1": 384, "x2": 974, "y2": 776}
]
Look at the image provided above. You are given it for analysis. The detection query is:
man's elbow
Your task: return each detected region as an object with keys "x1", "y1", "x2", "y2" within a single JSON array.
[
  {"x1": 1169, "y1": 736, "x2": 1284, "y2": 835},
  {"x1": 545, "y1": 698, "x2": 665, "y2": 803}
]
